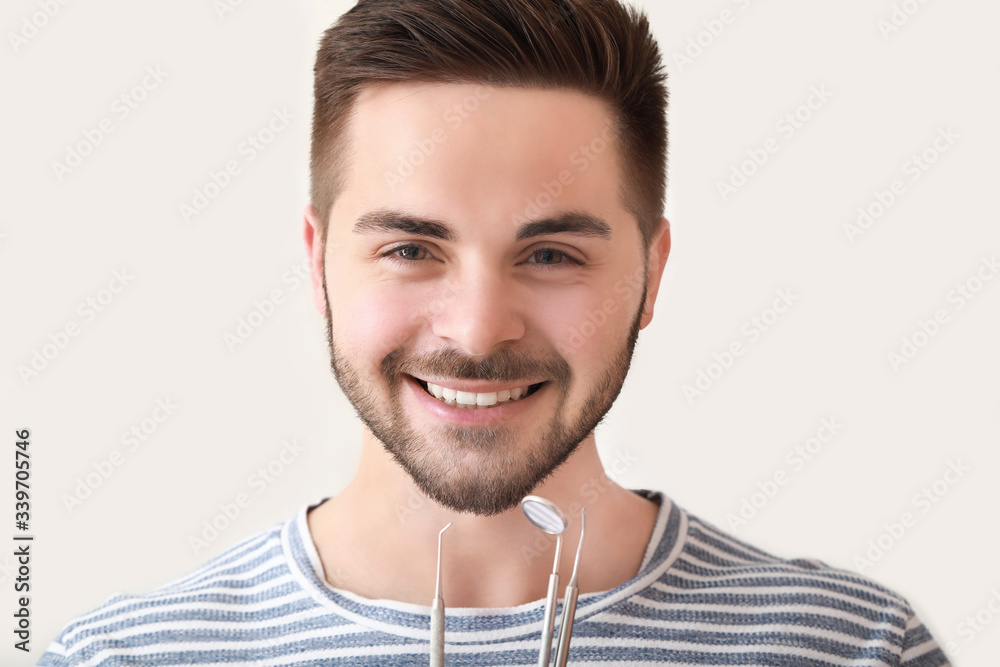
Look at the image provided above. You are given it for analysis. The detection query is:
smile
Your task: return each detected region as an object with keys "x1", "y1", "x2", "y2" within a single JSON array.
[{"x1": 411, "y1": 377, "x2": 546, "y2": 409}]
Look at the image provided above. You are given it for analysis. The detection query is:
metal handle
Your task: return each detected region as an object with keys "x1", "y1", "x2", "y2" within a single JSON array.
[
  {"x1": 431, "y1": 599, "x2": 444, "y2": 667},
  {"x1": 537, "y1": 573, "x2": 560, "y2": 666},
  {"x1": 553, "y1": 584, "x2": 579, "y2": 667}
]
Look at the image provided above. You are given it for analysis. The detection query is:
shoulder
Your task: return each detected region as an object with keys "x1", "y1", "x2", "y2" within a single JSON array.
[
  {"x1": 40, "y1": 518, "x2": 300, "y2": 666},
  {"x1": 637, "y1": 490, "x2": 914, "y2": 613},
  {"x1": 622, "y1": 507, "x2": 950, "y2": 663},
  {"x1": 676, "y1": 512, "x2": 917, "y2": 614}
]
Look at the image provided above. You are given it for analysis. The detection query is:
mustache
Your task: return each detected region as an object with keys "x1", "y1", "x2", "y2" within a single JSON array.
[{"x1": 382, "y1": 347, "x2": 572, "y2": 386}]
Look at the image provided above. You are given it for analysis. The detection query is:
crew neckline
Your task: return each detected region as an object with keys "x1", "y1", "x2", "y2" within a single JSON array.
[{"x1": 282, "y1": 489, "x2": 688, "y2": 643}]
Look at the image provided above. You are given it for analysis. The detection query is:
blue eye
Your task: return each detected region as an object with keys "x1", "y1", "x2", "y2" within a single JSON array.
[{"x1": 526, "y1": 248, "x2": 583, "y2": 269}]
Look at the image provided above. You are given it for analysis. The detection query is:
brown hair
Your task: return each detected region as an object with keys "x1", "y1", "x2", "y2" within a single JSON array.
[{"x1": 311, "y1": 0, "x2": 668, "y2": 250}]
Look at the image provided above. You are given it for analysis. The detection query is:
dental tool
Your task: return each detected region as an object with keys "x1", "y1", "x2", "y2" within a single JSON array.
[
  {"x1": 520, "y1": 496, "x2": 570, "y2": 667},
  {"x1": 430, "y1": 522, "x2": 451, "y2": 667},
  {"x1": 553, "y1": 508, "x2": 586, "y2": 667}
]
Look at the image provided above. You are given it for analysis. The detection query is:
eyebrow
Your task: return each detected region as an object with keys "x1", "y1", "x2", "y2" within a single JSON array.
[{"x1": 352, "y1": 209, "x2": 613, "y2": 242}]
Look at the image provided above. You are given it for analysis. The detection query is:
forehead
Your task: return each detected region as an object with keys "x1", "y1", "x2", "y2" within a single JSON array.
[{"x1": 333, "y1": 82, "x2": 628, "y2": 238}]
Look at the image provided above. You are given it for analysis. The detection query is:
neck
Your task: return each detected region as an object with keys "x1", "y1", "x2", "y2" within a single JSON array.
[{"x1": 307, "y1": 429, "x2": 660, "y2": 608}]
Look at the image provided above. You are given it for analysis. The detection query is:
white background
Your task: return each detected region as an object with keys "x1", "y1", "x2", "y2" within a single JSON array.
[{"x1": 2, "y1": 0, "x2": 997, "y2": 664}]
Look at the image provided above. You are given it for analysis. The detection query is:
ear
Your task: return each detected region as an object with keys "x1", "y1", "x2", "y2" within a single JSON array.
[
  {"x1": 639, "y1": 217, "x2": 671, "y2": 330},
  {"x1": 303, "y1": 204, "x2": 329, "y2": 317}
]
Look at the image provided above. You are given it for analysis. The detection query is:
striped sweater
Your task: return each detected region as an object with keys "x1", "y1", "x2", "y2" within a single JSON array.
[{"x1": 40, "y1": 491, "x2": 949, "y2": 665}]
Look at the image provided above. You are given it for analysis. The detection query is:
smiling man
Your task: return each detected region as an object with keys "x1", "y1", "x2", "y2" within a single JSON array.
[
  {"x1": 40, "y1": 0, "x2": 949, "y2": 665},
  {"x1": 302, "y1": 79, "x2": 666, "y2": 612}
]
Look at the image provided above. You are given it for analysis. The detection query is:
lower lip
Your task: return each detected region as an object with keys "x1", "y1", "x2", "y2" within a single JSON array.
[{"x1": 403, "y1": 375, "x2": 546, "y2": 426}]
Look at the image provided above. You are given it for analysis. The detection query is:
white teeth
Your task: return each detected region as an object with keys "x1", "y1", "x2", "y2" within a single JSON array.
[{"x1": 424, "y1": 381, "x2": 536, "y2": 408}]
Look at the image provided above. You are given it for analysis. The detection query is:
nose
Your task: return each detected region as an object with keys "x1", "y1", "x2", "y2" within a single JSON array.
[{"x1": 430, "y1": 268, "x2": 526, "y2": 357}]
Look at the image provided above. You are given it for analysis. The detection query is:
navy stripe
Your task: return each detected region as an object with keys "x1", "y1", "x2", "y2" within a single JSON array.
[{"x1": 38, "y1": 491, "x2": 950, "y2": 666}]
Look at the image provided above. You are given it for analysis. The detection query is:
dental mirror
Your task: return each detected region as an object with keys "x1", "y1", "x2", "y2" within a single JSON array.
[
  {"x1": 521, "y1": 495, "x2": 569, "y2": 667},
  {"x1": 521, "y1": 496, "x2": 569, "y2": 537}
]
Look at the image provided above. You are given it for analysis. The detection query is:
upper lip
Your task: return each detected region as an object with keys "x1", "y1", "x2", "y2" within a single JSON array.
[{"x1": 409, "y1": 374, "x2": 545, "y2": 394}]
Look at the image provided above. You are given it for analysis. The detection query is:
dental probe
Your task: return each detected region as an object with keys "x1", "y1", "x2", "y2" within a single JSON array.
[
  {"x1": 553, "y1": 508, "x2": 586, "y2": 667},
  {"x1": 430, "y1": 522, "x2": 451, "y2": 667},
  {"x1": 521, "y1": 496, "x2": 570, "y2": 667}
]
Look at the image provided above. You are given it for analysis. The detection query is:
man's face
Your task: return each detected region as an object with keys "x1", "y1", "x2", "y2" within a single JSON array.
[{"x1": 311, "y1": 83, "x2": 662, "y2": 516}]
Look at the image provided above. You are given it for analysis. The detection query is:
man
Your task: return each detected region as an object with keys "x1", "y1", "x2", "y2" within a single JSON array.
[{"x1": 41, "y1": 0, "x2": 949, "y2": 664}]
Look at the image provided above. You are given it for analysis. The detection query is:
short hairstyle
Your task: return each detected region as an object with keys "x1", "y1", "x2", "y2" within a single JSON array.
[{"x1": 311, "y1": 0, "x2": 668, "y2": 251}]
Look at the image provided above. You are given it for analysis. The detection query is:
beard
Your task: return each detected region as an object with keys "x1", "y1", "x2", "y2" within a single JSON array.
[{"x1": 322, "y1": 272, "x2": 647, "y2": 516}]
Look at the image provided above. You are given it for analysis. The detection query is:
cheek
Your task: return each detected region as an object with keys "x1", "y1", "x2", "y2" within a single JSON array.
[
  {"x1": 327, "y1": 278, "x2": 421, "y2": 362},
  {"x1": 544, "y1": 285, "x2": 634, "y2": 362}
]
